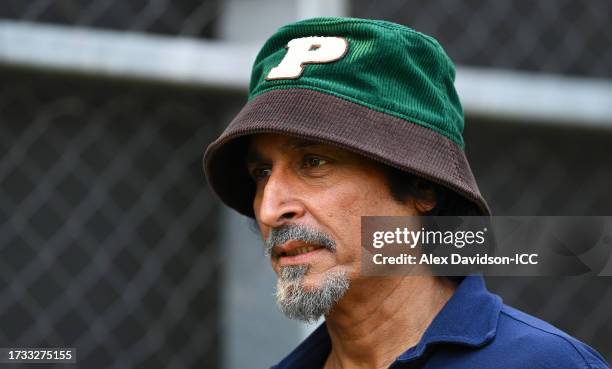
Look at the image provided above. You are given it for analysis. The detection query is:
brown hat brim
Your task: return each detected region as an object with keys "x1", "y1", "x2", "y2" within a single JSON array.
[{"x1": 203, "y1": 88, "x2": 490, "y2": 217}]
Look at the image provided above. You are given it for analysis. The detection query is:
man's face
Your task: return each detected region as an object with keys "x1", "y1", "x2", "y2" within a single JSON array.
[{"x1": 246, "y1": 133, "x2": 421, "y2": 320}]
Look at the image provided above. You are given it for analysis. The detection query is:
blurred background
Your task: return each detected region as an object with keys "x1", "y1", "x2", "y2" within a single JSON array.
[{"x1": 0, "y1": 1, "x2": 611, "y2": 368}]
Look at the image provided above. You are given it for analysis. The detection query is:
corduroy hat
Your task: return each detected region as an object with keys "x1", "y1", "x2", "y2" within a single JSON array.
[{"x1": 204, "y1": 17, "x2": 490, "y2": 216}]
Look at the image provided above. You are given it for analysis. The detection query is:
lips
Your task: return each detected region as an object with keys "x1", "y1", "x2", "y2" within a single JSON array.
[
  {"x1": 277, "y1": 247, "x2": 326, "y2": 267},
  {"x1": 282, "y1": 245, "x2": 321, "y2": 257},
  {"x1": 273, "y1": 240, "x2": 324, "y2": 259}
]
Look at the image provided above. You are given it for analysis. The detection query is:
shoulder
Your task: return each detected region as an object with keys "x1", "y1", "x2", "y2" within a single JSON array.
[{"x1": 489, "y1": 304, "x2": 610, "y2": 369}]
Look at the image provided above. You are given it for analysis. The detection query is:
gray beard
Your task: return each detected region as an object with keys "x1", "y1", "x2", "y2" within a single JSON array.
[{"x1": 275, "y1": 265, "x2": 350, "y2": 323}]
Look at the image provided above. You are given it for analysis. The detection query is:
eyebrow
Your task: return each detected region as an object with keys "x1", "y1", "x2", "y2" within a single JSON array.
[{"x1": 245, "y1": 138, "x2": 325, "y2": 166}]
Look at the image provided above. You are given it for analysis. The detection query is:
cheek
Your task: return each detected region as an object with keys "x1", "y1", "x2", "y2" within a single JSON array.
[
  {"x1": 319, "y1": 187, "x2": 375, "y2": 262},
  {"x1": 329, "y1": 181, "x2": 388, "y2": 217},
  {"x1": 316, "y1": 179, "x2": 406, "y2": 265}
]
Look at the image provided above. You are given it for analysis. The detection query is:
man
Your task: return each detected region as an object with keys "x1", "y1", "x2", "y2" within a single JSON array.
[{"x1": 204, "y1": 17, "x2": 610, "y2": 369}]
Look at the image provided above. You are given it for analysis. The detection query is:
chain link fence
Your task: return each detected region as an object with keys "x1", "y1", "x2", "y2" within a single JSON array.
[
  {"x1": 464, "y1": 120, "x2": 612, "y2": 361},
  {"x1": 1, "y1": 1, "x2": 611, "y2": 368},
  {"x1": 2, "y1": 0, "x2": 611, "y2": 76},
  {"x1": 0, "y1": 0, "x2": 220, "y2": 38},
  {"x1": 352, "y1": 0, "x2": 612, "y2": 78},
  {"x1": 0, "y1": 70, "x2": 235, "y2": 368}
]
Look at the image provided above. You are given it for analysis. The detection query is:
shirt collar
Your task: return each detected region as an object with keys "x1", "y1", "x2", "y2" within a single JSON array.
[
  {"x1": 271, "y1": 322, "x2": 330, "y2": 369},
  {"x1": 397, "y1": 275, "x2": 502, "y2": 361},
  {"x1": 271, "y1": 275, "x2": 502, "y2": 368}
]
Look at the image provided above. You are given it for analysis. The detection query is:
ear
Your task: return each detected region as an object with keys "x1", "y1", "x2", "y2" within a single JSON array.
[
  {"x1": 411, "y1": 180, "x2": 437, "y2": 214},
  {"x1": 402, "y1": 194, "x2": 435, "y2": 215},
  {"x1": 414, "y1": 197, "x2": 436, "y2": 214}
]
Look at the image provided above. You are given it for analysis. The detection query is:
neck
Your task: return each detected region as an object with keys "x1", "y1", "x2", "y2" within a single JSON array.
[{"x1": 323, "y1": 276, "x2": 456, "y2": 369}]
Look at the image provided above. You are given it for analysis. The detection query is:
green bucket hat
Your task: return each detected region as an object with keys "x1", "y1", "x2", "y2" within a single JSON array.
[{"x1": 204, "y1": 17, "x2": 490, "y2": 216}]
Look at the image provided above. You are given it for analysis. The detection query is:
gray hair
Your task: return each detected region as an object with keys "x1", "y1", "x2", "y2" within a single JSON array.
[
  {"x1": 264, "y1": 224, "x2": 336, "y2": 257},
  {"x1": 261, "y1": 224, "x2": 349, "y2": 322},
  {"x1": 276, "y1": 265, "x2": 350, "y2": 323}
]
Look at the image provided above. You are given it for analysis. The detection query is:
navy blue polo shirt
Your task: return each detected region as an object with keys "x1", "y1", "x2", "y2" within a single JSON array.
[{"x1": 271, "y1": 276, "x2": 610, "y2": 369}]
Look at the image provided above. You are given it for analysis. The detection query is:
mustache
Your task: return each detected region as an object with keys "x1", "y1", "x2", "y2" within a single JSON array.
[{"x1": 264, "y1": 224, "x2": 336, "y2": 257}]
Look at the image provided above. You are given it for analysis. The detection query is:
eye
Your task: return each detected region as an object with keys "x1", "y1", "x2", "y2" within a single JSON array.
[
  {"x1": 250, "y1": 166, "x2": 271, "y2": 181},
  {"x1": 303, "y1": 155, "x2": 328, "y2": 168}
]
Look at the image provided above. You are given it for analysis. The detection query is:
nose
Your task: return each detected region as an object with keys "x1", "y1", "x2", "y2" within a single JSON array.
[{"x1": 255, "y1": 167, "x2": 306, "y2": 228}]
